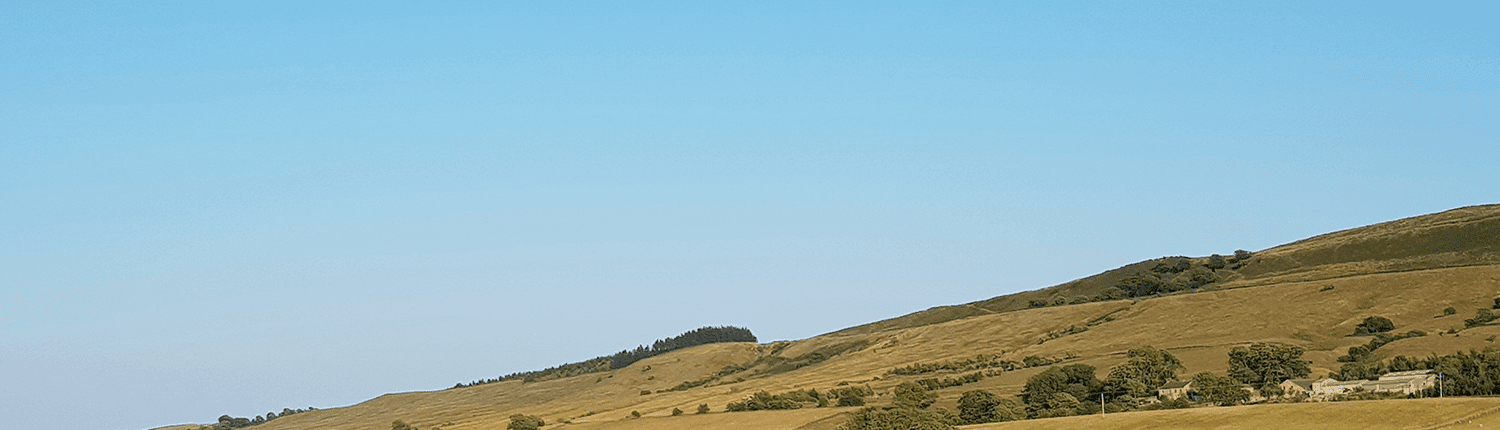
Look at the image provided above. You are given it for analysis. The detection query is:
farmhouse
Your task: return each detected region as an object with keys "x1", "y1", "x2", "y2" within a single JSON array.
[{"x1": 1158, "y1": 380, "x2": 1192, "y2": 400}]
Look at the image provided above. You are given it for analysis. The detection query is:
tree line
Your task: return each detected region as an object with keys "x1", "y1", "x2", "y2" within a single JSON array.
[
  {"x1": 194, "y1": 407, "x2": 317, "y2": 430},
  {"x1": 454, "y1": 326, "x2": 756, "y2": 388},
  {"x1": 1028, "y1": 251, "x2": 1253, "y2": 308}
]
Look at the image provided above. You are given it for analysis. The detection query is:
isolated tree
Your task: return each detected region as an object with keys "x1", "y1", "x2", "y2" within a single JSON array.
[
  {"x1": 956, "y1": 390, "x2": 999, "y2": 424},
  {"x1": 1190, "y1": 373, "x2": 1249, "y2": 406},
  {"x1": 671, "y1": 407, "x2": 683, "y2": 416},
  {"x1": 392, "y1": 420, "x2": 416, "y2": 430},
  {"x1": 1227, "y1": 343, "x2": 1310, "y2": 385},
  {"x1": 893, "y1": 382, "x2": 938, "y2": 409},
  {"x1": 1446, "y1": 307, "x2": 1459, "y2": 316},
  {"x1": 697, "y1": 403, "x2": 710, "y2": 414}
]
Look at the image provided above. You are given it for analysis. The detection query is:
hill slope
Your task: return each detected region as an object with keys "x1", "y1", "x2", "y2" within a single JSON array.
[{"x1": 176, "y1": 204, "x2": 1500, "y2": 430}]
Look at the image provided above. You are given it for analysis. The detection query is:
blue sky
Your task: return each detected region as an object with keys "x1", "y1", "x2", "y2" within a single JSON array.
[{"x1": 2, "y1": 2, "x2": 1496, "y2": 429}]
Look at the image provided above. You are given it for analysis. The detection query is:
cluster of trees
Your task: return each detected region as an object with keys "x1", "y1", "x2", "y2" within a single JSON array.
[
  {"x1": 611, "y1": 326, "x2": 757, "y2": 369},
  {"x1": 1331, "y1": 349, "x2": 1500, "y2": 396},
  {"x1": 889, "y1": 354, "x2": 1060, "y2": 376},
  {"x1": 911, "y1": 372, "x2": 984, "y2": 391},
  {"x1": 726, "y1": 390, "x2": 815, "y2": 411},
  {"x1": 1226, "y1": 343, "x2": 1312, "y2": 386},
  {"x1": 1339, "y1": 330, "x2": 1426, "y2": 362},
  {"x1": 838, "y1": 383, "x2": 960, "y2": 430},
  {"x1": 1025, "y1": 252, "x2": 1253, "y2": 309},
  {"x1": 1465, "y1": 309, "x2": 1497, "y2": 328},
  {"x1": 726, "y1": 386, "x2": 873, "y2": 412},
  {"x1": 196, "y1": 408, "x2": 317, "y2": 430},
  {"x1": 454, "y1": 326, "x2": 756, "y2": 388}
]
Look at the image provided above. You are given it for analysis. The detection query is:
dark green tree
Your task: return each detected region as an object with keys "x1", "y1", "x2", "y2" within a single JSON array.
[
  {"x1": 1020, "y1": 364, "x2": 1099, "y2": 412},
  {"x1": 956, "y1": 390, "x2": 998, "y2": 424},
  {"x1": 892, "y1": 382, "x2": 938, "y2": 409},
  {"x1": 1104, "y1": 346, "x2": 1184, "y2": 393},
  {"x1": 1226, "y1": 343, "x2": 1311, "y2": 385},
  {"x1": 671, "y1": 407, "x2": 683, "y2": 416},
  {"x1": 1190, "y1": 373, "x2": 1249, "y2": 406},
  {"x1": 696, "y1": 404, "x2": 710, "y2": 414}
]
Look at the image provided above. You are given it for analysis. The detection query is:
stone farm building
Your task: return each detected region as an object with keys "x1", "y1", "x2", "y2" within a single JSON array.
[
  {"x1": 1158, "y1": 380, "x2": 1192, "y2": 400},
  {"x1": 1278, "y1": 370, "x2": 1437, "y2": 400}
]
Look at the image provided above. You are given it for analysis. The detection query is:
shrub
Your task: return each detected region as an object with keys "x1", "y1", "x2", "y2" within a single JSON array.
[
  {"x1": 1467, "y1": 309, "x2": 1498, "y2": 328},
  {"x1": 696, "y1": 404, "x2": 710, "y2": 414},
  {"x1": 892, "y1": 382, "x2": 937, "y2": 409},
  {"x1": 671, "y1": 408, "x2": 682, "y2": 416},
  {"x1": 392, "y1": 420, "x2": 416, "y2": 430},
  {"x1": 506, "y1": 414, "x2": 544, "y2": 430},
  {"x1": 1354, "y1": 316, "x2": 1395, "y2": 335},
  {"x1": 1446, "y1": 307, "x2": 1458, "y2": 316}
]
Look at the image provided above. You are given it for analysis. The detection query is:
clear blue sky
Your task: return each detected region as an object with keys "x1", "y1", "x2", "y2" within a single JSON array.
[{"x1": 2, "y1": 2, "x2": 1495, "y2": 429}]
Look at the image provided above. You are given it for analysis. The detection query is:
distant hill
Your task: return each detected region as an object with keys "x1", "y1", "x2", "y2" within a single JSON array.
[
  {"x1": 831, "y1": 204, "x2": 1500, "y2": 336},
  {"x1": 165, "y1": 204, "x2": 1500, "y2": 430}
]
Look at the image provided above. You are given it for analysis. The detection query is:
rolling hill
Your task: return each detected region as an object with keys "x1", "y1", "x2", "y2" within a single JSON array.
[{"x1": 169, "y1": 204, "x2": 1500, "y2": 430}]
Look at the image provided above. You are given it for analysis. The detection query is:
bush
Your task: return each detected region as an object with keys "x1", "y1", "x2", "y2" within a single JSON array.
[
  {"x1": 893, "y1": 382, "x2": 937, "y2": 409},
  {"x1": 506, "y1": 414, "x2": 544, "y2": 430},
  {"x1": 696, "y1": 404, "x2": 710, "y2": 414},
  {"x1": 392, "y1": 420, "x2": 416, "y2": 430},
  {"x1": 1354, "y1": 316, "x2": 1395, "y2": 335},
  {"x1": 1467, "y1": 309, "x2": 1498, "y2": 328},
  {"x1": 671, "y1": 408, "x2": 682, "y2": 416},
  {"x1": 1446, "y1": 307, "x2": 1458, "y2": 316}
]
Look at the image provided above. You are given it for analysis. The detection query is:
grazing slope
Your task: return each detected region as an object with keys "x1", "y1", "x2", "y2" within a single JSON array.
[{"x1": 179, "y1": 205, "x2": 1500, "y2": 430}]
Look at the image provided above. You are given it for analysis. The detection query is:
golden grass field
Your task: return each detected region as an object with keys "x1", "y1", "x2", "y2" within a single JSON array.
[{"x1": 174, "y1": 205, "x2": 1500, "y2": 430}]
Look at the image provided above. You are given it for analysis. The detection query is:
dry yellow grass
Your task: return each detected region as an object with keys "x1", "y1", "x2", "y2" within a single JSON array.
[{"x1": 181, "y1": 205, "x2": 1500, "y2": 430}]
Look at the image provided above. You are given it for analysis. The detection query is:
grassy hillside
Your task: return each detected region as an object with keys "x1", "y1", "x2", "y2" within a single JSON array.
[
  {"x1": 175, "y1": 204, "x2": 1500, "y2": 430},
  {"x1": 835, "y1": 204, "x2": 1500, "y2": 336}
]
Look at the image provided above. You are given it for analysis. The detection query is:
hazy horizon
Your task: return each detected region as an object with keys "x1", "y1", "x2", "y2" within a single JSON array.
[{"x1": 3, "y1": 2, "x2": 1496, "y2": 430}]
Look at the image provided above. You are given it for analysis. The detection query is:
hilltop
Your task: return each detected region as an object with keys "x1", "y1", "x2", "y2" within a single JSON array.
[{"x1": 170, "y1": 204, "x2": 1500, "y2": 430}]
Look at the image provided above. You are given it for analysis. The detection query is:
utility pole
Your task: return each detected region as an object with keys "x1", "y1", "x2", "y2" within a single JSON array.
[{"x1": 1100, "y1": 393, "x2": 1105, "y2": 416}]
